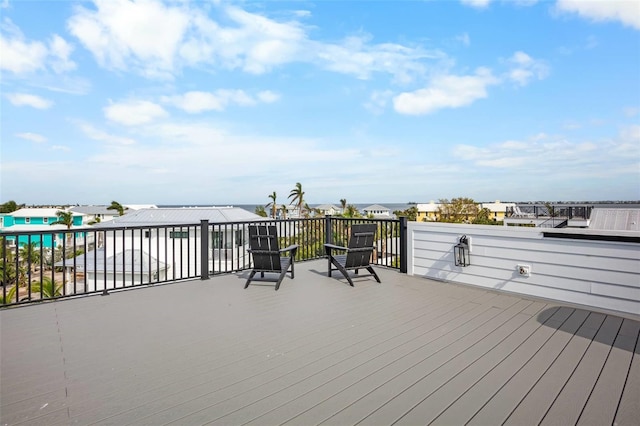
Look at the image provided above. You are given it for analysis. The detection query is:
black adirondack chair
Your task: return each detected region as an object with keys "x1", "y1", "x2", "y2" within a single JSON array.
[
  {"x1": 245, "y1": 225, "x2": 298, "y2": 290},
  {"x1": 324, "y1": 223, "x2": 381, "y2": 287}
]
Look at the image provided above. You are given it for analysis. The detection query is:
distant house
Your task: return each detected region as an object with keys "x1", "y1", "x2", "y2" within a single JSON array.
[
  {"x1": 0, "y1": 207, "x2": 85, "y2": 248},
  {"x1": 92, "y1": 206, "x2": 265, "y2": 274},
  {"x1": 363, "y1": 204, "x2": 391, "y2": 218},
  {"x1": 416, "y1": 201, "x2": 441, "y2": 222},
  {"x1": 56, "y1": 248, "x2": 169, "y2": 294},
  {"x1": 479, "y1": 201, "x2": 517, "y2": 222},
  {"x1": 69, "y1": 206, "x2": 120, "y2": 225},
  {"x1": 315, "y1": 204, "x2": 342, "y2": 216},
  {"x1": 69, "y1": 204, "x2": 158, "y2": 225},
  {"x1": 416, "y1": 200, "x2": 516, "y2": 222}
]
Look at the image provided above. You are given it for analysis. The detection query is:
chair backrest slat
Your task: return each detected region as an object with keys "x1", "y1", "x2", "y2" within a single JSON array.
[
  {"x1": 345, "y1": 224, "x2": 376, "y2": 268},
  {"x1": 249, "y1": 225, "x2": 282, "y2": 272}
]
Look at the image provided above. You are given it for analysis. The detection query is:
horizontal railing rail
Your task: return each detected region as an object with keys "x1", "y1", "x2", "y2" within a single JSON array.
[
  {"x1": 1, "y1": 216, "x2": 405, "y2": 307},
  {"x1": 506, "y1": 205, "x2": 593, "y2": 220}
]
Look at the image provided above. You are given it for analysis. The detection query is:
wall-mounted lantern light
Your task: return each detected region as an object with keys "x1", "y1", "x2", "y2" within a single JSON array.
[{"x1": 454, "y1": 235, "x2": 470, "y2": 267}]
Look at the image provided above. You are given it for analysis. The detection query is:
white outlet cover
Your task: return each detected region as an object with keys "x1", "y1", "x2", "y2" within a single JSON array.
[{"x1": 518, "y1": 264, "x2": 531, "y2": 276}]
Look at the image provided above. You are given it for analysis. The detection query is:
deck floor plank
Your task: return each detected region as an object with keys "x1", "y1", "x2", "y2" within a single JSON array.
[
  {"x1": 467, "y1": 310, "x2": 595, "y2": 426},
  {"x1": 578, "y1": 319, "x2": 640, "y2": 426},
  {"x1": 613, "y1": 329, "x2": 640, "y2": 426},
  {"x1": 316, "y1": 302, "x2": 545, "y2": 426},
  {"x1": 390, "y1": 306, "x2": 573, "y2": 426},
  {"x1": 87, "y1": 290, "x2": 472, "y2": 425},
  {"x1": 503, "y1": 312, "x2": 608, "y2": 425},
  {"x1": 439, "y1": 308, "x2": 591, "y2": 426},
  {"x1": 137, "y1": 294, "x2": 512, "y2": 425},
  {"x1": 1, "y1": 260, "x2": 638, "y2": 426},
  {"x1": 539, "y1": 315, "x2": 623, "y2": 425}
]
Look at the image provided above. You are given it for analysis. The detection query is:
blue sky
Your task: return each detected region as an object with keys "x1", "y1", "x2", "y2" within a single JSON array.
[{"x1": 1, "y1": 0, "x2": 639, "y2": 206}]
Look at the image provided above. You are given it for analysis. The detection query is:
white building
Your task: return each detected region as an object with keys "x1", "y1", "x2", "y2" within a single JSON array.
[
  {"x1": 91, "y1": 207, "x2": 265, "y2": 276},
  {"x1": 315, "y1": 204, "x2": 342, "y2": 216},
  {"x1": 56, "y1": 249, "x2": 169, "y2": 294},
  {"x1": 363, "y1": 204, "x2": 391, "y2": 218}
]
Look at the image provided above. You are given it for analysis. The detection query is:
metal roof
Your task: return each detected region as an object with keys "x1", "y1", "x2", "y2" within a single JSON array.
[
  {"x1": 315, "y1": 204, "x2": 341, "y2": 210},
  {"x1": 589, "y1": 208, "x2": 640, "y2": 231},
  {"x1": 5, "y1": 208, "x2": 67, "y2": 217},
  {"x1": 92, "y1": 207, "x2": 263, "y2": 227},
  {"x1": 363, "y1": 204, "x2": 390, "y2": 211},
  {"x1": 55, "y1": 249, "x2": 167, "y2": 273},
  {"x1": 69, "y1": 206, "x2": 116, "y2": 215}
]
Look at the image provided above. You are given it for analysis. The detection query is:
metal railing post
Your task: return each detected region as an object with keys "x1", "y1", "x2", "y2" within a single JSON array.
[
  {"x1": 200, "y1": 220, "x2": 209, "y2": 280},
  {"x1": 399, "y1": 216, "x2": 408, "y2": 273},
  {"x1": 325, "y1": 215, "x2": 333, "y2": 246}
]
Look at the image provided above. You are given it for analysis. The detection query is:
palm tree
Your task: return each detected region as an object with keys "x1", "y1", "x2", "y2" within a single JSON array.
[
  {"x1": 254, "y1": 205, "x2": 268, "y2": 218},
  {"x1": 1, "y1": 285, "x2": 18, "y2": 305},
  {"x1": 288, "y1": 182, "x2": 305, "y2": 217},
  {"x1": 303, "y1": 202, "x2": 313, "y2": 218},
  {"x1": 0, "y1": 238, "x2": 18, "y2": 288},
  {"x1": 18, "y1": 242, "x2": 40, "y2": 273},
  {"x1": 50, "y1": 210, "x2": 74, "y2": 229},
  {"x1": 107, "y1": 201, "x2": 127, "y2": 216},
  {"x1": 343, "y1": 204, "x2": 361, "y2": 218},
  {"x1": 340, "y1": 198, "x2": 347, "y2": 213},
  {"x1": 266, "y1": 192, "x2": 278, "y2": 219},
  {"x1": 280, "y1": 204, "x2": 287, "y2": 219},
  {"x1": 50, "y1": 210, "x2": 74, "y2": 247},
  {"x1": 31, "y1": 276, "x2": 63, "y2": 299}
]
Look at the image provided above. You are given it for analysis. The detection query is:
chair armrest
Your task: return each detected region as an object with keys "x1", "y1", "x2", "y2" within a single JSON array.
[
  {"x1": 279, "y1": 244, "x2": 299, "y2": 255},
  {"x1": 324, "y1": 243, "x2": 347, "y2": 257}
]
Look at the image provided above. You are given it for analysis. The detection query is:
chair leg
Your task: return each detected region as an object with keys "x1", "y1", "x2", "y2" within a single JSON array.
[
  {"x1": 244, "y1": 271, "x2": 257, "y2": 289},
  {"x1": 366, "y1": 266, "x2": 381, "y2": 283},
  {"x1": 330, "y1": 257, "x2": 354, "y2": 287},
  {"x1": 275, "y1": 269, "x2": 288, "y2": 291},
  {"x1": 290, "y1": 256, "x2": 295, "y2": 279}
]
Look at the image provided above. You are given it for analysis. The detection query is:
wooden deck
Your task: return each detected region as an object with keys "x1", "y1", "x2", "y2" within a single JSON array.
[{"x1": 1, "y1": 259, "x2": 639, "y2": 425}]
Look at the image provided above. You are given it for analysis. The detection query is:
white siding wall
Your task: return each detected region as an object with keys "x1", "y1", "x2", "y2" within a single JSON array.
[{"x1": 408, "y1": 222, "x2": 640, "y2": 315}]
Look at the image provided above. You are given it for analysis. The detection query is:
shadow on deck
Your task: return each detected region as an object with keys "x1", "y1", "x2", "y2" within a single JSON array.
[{"x1": 1, "y1": 259, "x2": 638, "y2": 425}]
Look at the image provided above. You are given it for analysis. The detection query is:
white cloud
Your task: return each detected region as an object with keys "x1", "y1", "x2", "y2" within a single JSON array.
[
  {"x1": 6, "y1": 93, "x2": 53, "y2": 109},
  {"x1": 364, "y1": 90, "x2": 394, "y2": 114},
  {"x1": 453, "y1": 134, "x2": 627, "y2": 176},
  {"x1": 313, "y1": 35, "x2": 440, "y2": 83},
  {"x1": 162, "y1": 89, "x2": 279, "y2": 113},
  {"x1": 619, "y1": 124, "x2": 640, "y2": 143},
  {"x1": 78, "y1": 122, "x2": 135, "y2": 145},
  {"x1": 163, "y1": 91, "x2": 232, "y2": 113},
  {"x1": 51, "y1": 145, "x2": 71, "y2": 152},
  {"x1": 16, "y1": 132, "x2": 47, "y2": 143},
  {"x1": 78, "y1": 120, "x2": 371, "y2": 198},
  {"x1": 555, "y1": 0, "x2": 640, "y2": 30},
  {"x1": 66, "y1": 1, "x2": 440, "y2": 83},
  {"x1": 104, "y1": 100, "x2": 168, "y2": 126},
  {"x1": 461, "y1": 0, "x2": 492, "y2": 8},
  {"x1": 48, "y1": 34, "x2": 76, "y2": 73},
  {"x1": 257, "y1": 90, "x2": 280, "y2": 103},
  {"x1": 68, "y1": 0, "x2": 191, "y2": 78},
  {"x1": 0, "y1": 21, "x2": 47, "y2": 74},
  {"x1": 393, "y1": 67, "x2": 498, "y2": 115},
  {"x1": 456, "y1": 33, "x2": 470, "y2": 46},
  {"x1": 506, "y1": 51, "x2": 549, "y2": 86},
  {"x1": 293, "y1": 10, "x2": 312, "y2": 18},
  {"x1": 0, "y1": 18, "x2": 76, "y2": 75}
]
